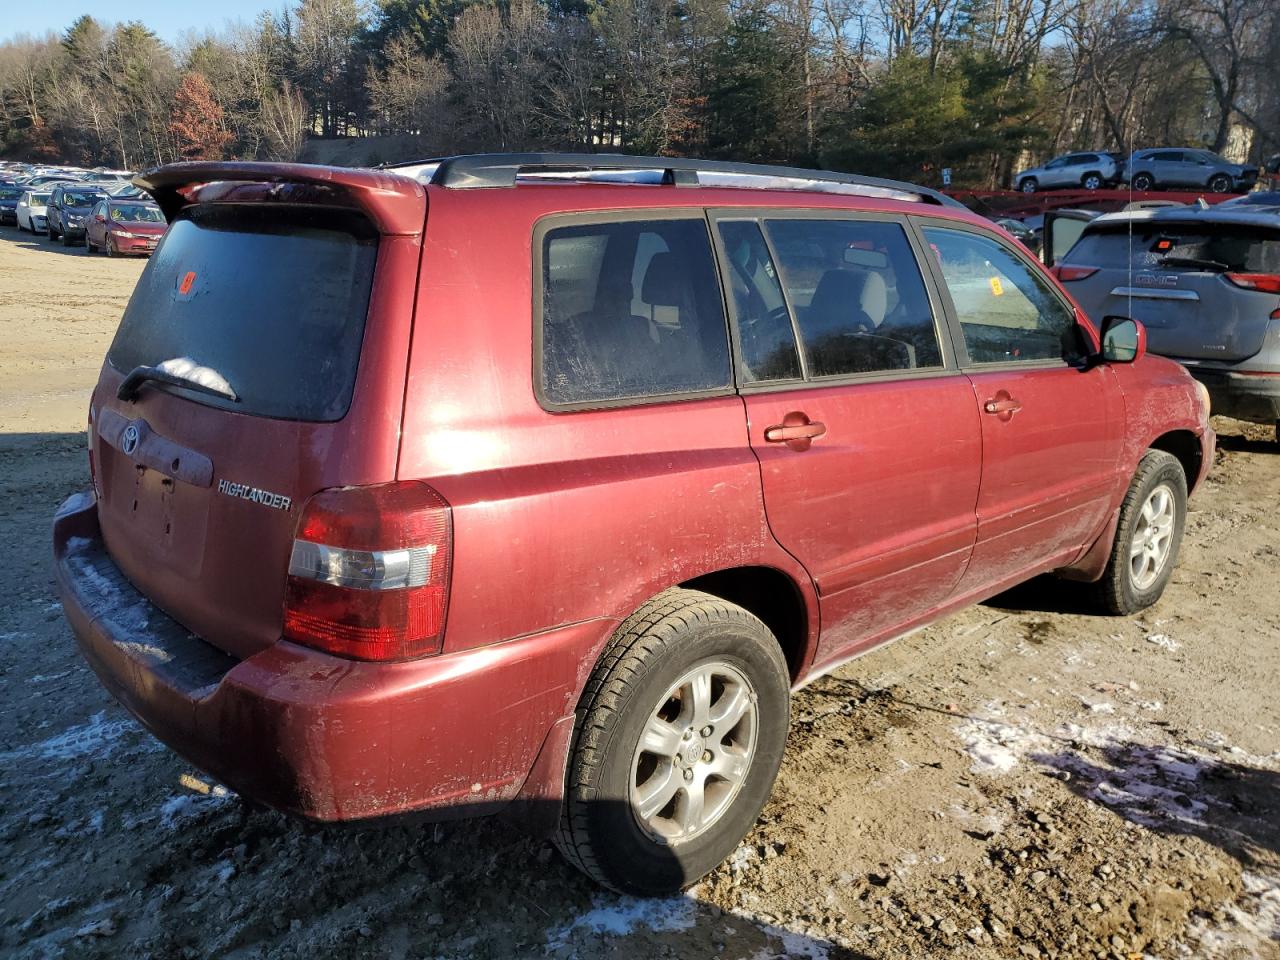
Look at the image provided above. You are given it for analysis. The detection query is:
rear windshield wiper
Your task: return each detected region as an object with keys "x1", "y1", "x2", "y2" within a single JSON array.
[
  {"x1": 118, "y1": 364, "x2": 239, "y2": 403},
  {"x1": 1156, "y1": 256, "x2": 1230, "y2": 272}
]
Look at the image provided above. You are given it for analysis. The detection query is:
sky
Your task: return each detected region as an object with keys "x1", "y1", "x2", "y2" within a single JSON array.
[{"x1": 1, "y1": 1, "x2": 285, "y2": 45}]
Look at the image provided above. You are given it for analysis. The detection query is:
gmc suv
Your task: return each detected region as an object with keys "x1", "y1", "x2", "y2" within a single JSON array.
[{"x1": 55, "y1": 154, "x2": 1214, "y2": 894}]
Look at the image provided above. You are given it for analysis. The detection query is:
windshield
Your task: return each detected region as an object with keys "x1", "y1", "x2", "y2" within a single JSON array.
[
  {"x1": 111, "y1": 205, "x2": 165, "y2": 223},
  {"x1": 64, "y1": 192, "x2": 103, "y2": 208}
]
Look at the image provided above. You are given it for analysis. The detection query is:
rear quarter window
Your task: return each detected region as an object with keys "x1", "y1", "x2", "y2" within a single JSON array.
[
  {"x1": 539, "y1": 217, "x2": 732, "y2": 407},
  {"x1": 108, "y1": 206, "x2": 379, "y2": 422}
]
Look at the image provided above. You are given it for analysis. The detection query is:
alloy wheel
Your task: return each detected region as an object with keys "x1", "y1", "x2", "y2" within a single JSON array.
[
  {"x1": 629, "y1": 661, "x2": 758, "y2": 844},
  {"x1": 1130, "y1": 483, "x2": 1176, "y2": 590}
]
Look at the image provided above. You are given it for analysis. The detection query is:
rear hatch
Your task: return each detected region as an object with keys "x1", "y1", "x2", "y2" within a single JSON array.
[
  {"x1": 90, "y1": 165, "x2": 426, "y2": 659},
  {"x1": 1059, "y1": 218, "x2": 1280, "y2": 361}
]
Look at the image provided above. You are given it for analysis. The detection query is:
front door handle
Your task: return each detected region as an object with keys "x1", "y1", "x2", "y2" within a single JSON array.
[
  {"x1": 983, "y1": 391, "x2": 1023, "y2": 421},
  {"x1": 764, "y1": 412, "x2": 826, "y2": 451}
]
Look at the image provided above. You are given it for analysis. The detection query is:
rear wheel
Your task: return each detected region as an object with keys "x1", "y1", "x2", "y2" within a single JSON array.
[
  {"x1": 1208, "y1": 173, "x2": 1232, "y2": 193},
  {"x1": 1091, "y1": 450, "x2": 1187, "y2": 615},
  {"x1": 1019, "y1": 177, "x2": 1038, "y2": 193},
  {"x1": 1131, "y1": 172, "x2": 1155, "y2": 192},
  {"x1": 555, "y1": 588, "x2": 790, "y2": 894},
  {"x1": 1082, "y1": 173, "x2": 1103, "y2": 190}
]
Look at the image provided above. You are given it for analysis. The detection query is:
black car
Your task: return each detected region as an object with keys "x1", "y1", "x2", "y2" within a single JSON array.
[
  {"x1": 46, "y1": 185, "x2": 108, "y2": 246},
  {"x1": 0, "y1": 185, "x2": 23, "y2": 225}
]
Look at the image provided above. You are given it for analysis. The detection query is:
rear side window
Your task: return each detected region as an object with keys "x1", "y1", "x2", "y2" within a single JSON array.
[
  {"x1": 766, "y1": 219, "x2": 942, "y2": 377},
  {"x1": 1064, "y1": 224, "x2": 1280, "y2": 273},
  {"x1": 717, "y1": 220, "x2": 802, "y2": 383},
  {"x1": 924, "y1": 226, "x2": 1080, "y2": 364},
  {"x1": 540, "y1": 218, "x2": 731, "y2": 406},
  {"x1": 108, "y1": 206, "x2": 378, "y2": 421}
]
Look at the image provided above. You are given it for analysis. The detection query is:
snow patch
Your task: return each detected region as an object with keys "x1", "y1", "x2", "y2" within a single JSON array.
[
  {"x1": 1146, "y1": 633, "x2": 1180, "y2": 652},
  {"x1": 0, "y1": 711, "x2": 147, "y2": 764},
  {"x1": 544, "y1": 893, "x2": 698, "y2": 946}
]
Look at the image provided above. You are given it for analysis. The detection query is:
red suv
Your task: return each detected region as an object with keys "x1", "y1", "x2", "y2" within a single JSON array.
[{"x1": 55, "y1": 155, "x2": 1214, "y2": 894}]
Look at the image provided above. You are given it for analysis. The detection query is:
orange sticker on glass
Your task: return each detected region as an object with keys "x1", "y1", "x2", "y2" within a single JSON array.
[
  {"x1": 178, "y1": 271, "x2": 196, "y2": 296},
  {"x1": 988, "y1": 276, "x2": 1004, "y2": 296}
]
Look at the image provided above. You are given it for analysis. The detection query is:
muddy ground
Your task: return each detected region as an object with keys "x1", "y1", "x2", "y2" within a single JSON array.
[{"x1": 0, "y1": 230, "x2": 1277, "y2": 960}]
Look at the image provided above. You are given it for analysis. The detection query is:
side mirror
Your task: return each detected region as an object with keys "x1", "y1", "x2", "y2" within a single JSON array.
[{"x1": 1099, "y1": 316, "x2": 1146, "y2": 364}]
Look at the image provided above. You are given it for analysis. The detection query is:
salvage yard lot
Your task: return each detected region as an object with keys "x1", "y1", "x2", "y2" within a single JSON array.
[{"x1": 1, "y1": 235, "x2": 1277, "y2": 959}]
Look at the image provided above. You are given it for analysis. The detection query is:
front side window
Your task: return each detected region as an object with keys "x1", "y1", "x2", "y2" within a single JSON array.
[
  {"x1": 766, "y1": 218, "x2": 943, "y2": 377},
  {"x1": 541, "y1": 218, "x2": 731, "y2": 405},
  {"x1": 923, "y1": 226, "x2": 1080, "y2": 364}
]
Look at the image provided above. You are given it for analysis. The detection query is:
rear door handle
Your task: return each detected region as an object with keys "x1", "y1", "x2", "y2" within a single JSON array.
[
  {"x1": 983, "y1": 392, "x2": 1023, "y2": 421},
  {"x1": 764, "y1": 413, "x2": 826, "y2": 451}
]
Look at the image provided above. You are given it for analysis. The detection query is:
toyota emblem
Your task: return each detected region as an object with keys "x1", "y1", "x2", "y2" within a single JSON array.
[{"x1": 121, "y1": 424, "x2": 140, "y2": 456}]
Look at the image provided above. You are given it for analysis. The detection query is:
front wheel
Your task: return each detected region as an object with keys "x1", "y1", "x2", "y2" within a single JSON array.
[
  {"x1": 555, "y1": 588, "x2": 790, "y2": 894},
  {"x1": 1091, "y1": 450, "x2": 1187, "y2": 615}
]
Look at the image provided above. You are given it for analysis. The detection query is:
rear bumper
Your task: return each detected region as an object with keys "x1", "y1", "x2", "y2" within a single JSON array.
[
  {"x1": 1188, "y1": 367, "x2": 1280, "y2": 423},
  {"x1": 54, "y1": 492, "x2": 606, "y2": 822}
]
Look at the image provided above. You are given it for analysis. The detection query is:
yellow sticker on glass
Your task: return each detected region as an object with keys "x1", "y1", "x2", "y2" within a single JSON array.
[{"x1": 989, "y1": 276, "x2": 1004, "y2": 296}]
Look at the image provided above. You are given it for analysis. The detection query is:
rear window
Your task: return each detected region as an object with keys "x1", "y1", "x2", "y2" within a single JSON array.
[
  {"x1": 1064, "y1": 223, "x2": 1280, "y2": 273},
  {"x1": 540, "y1": 218, "x2": 731, "y2": 406},
  {"x1": 108, "y1": 206, "x2": 378, "y2": 421},
  {"x1": 0, "y1": 187, "x2": 20, "y2": 200}
]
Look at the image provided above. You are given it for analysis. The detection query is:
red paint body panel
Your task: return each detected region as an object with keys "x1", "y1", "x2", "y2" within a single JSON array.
[
  {"x1": 958, "y1": 363, "x2": 1124, "y2": 592},
  {"x1": 741, "y1": 376, "x2": 981, "y2": 663},
  {"x1": 57, "y1": 166, "x2": 1215, "y2": 828}
]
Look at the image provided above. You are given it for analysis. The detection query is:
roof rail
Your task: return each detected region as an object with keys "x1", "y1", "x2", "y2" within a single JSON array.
[{"x1": 380, "y1": 153, "x2": 963, "y2": 208}]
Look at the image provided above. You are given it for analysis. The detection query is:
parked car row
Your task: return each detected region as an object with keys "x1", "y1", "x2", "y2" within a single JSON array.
[
  {"x1": 0, "y1": 160, "x2": 164, "y2": 257},
  {"x1": 1015, "y1": 148, "x2": 1259, "y2": 195}
]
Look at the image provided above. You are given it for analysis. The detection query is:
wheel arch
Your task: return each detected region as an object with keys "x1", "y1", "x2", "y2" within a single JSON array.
[
  {"x1": 679, "y1": 565, "x2": 815, "y2": 683},
  {"x1": 1149, "y1": 429, "x2": 1204, "y2": 494}
]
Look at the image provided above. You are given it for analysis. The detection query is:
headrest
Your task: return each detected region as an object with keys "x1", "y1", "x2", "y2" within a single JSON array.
[
  {"x1": 809, "y1": 269, "x2": 867, "y2": 315},
  {"x1": 641, "y1": 252, "x2": 687, "y2": 306}
]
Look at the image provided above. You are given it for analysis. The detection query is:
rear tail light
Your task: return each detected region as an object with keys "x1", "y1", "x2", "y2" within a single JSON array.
[
  {"x1": 1054, "y1": 265, "x2": 1098, "y2": 282},
  {"x1": 1225, "y1": 273, "x2": 1280, "y2": 294},
  {"x1": 283, "y1": 482, "x2": 452, "y2": 661}
]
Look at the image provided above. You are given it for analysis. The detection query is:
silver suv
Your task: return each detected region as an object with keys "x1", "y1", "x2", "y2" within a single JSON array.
[
  {"x1": 1014, "y1": 152, "x2": 1121, "y2": 193},
  {"x1": 1056, "y1": 205, "x2": 1280, "y2": 438},
  {"x1": 1126, "y1": 149, "x2": 1258, "y2": 194}
]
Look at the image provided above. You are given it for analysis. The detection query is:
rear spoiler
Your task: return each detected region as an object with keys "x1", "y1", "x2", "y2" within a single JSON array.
[{"x1": 133, "y1": 161, "x2": 426, "y2": 236}]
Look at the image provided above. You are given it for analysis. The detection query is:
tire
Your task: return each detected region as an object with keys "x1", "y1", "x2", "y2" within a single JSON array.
[
  {"x1": 1131, "y1": 172, "x2": 1155, "y2": 192},
  {"x1": 106, "y1": 241, "x2": 116, "y2": 258},
  {"x1": 47, "y1": 223, "x2": 57, "y2": 241},
  {"x1": 1091, "y1": 450, "x2": 1187, "y2": 615},
  {"x1": 61, "y1": 229, "x2": 73, "y2": 247},
  {"x1": 1208, "y1": 174, "x2": 1232, "y2": 193},
  {"x1": 555, "y1": 588, "x2": 790, "y2": 895},
  {"x1": 1019, "y1": 177, "x2": 1038, "y2": 193},
  {"x1": 1082, "y1": 173, "x2": 1102, "y2": 190}
]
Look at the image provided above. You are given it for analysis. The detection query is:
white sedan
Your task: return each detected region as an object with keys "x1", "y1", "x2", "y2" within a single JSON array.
[{"x1": 16, "y1": 189, "x2": 51, "y2": 233}]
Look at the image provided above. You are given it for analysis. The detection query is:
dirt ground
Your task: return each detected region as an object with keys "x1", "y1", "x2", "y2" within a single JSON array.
[{"x1": 1, "y1": 229, "x2": 1277, "y2": 960}]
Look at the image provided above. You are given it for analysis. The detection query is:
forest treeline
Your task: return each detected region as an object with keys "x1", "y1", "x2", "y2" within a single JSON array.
[{"x1": 0, "y1": 0, "x2": 1276, "y2": 187}]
